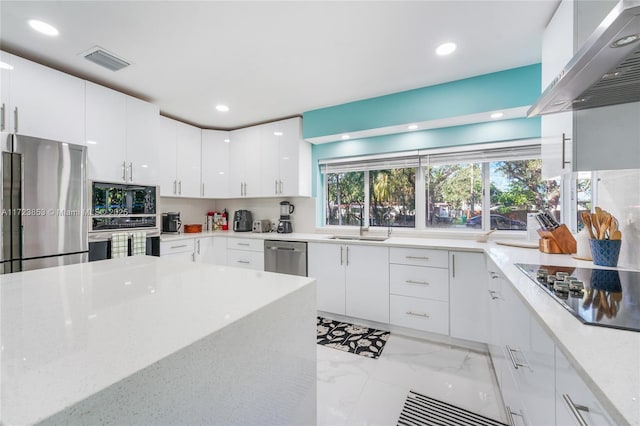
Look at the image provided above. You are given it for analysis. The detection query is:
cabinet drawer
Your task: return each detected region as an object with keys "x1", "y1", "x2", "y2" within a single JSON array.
[
  {"x1": 160, "y1": 239, "x2": 195, "y2": 256},
  {"x1": 390, "y1": 264, "x2": 449, "y2": 301},
  {"x1": 389, "y1": 247, "x2": 448, "y2": 268},
  {"x1": 227, "y1": 237, "x2": 264, "y2": 252},
  {"x1": 390, "y1": 295, "x2": 449, "y2": 335},
  {"x1": 227, "y1": 249, "x2": 264, "y2": 271}
]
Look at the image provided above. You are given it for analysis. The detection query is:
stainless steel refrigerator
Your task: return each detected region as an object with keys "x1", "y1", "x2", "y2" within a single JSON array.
[{"x1": 1, "y1": 134, "x2": 88, "y2": 274}]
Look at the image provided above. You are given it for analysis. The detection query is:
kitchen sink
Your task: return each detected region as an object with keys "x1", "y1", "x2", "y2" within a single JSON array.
[{"x1": 328, "y1": 235, "x2": 388, "y2": 242}]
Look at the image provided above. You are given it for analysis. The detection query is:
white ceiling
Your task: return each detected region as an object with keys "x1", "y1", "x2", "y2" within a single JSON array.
[{"x1": 0, "y1": 1, "x2": 559, "y2": 130}]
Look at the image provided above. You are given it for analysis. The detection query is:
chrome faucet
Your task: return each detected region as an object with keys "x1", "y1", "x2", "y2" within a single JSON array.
[
  {"x1": 359, "y1": 215, "x2": 369, "y2": 236},
  {"x1": 383, "y1": 212, "x2": 392, "y2": 238}
]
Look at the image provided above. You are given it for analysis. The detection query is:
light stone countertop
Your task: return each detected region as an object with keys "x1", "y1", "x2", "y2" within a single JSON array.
[
  {"x1": 0, "y1": 256, "x2": 315, "y2": 425},
  {"x1": 159, "y1": 230, "x2": 640, "y2": 424}
]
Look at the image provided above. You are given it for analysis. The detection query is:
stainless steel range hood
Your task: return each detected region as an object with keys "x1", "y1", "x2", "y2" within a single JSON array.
[{"x1": 528, "y1": 0, "x2": 640, "y2": 117}]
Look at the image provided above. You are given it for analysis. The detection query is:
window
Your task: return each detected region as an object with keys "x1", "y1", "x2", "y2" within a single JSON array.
[
  {"x1": 325, "y1": 171, "x2": 364, "y2": 226},
  {"x1": 321, "y1": 141, "x2": 561, "y2": 232},
  {"x1": 370, "y1": 168, "x2": 416, "y2": 228},
  {"x1": 426, "y1": 162, "x2": 481, "y2": 229},
  {"x1": 575, "y1": 172, "x2": 593, "y2": 231}
]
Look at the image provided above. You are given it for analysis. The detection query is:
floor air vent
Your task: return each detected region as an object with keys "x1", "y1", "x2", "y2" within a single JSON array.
[{"x1": 84, "y1": 47, "x2": 130, "y2": 71}]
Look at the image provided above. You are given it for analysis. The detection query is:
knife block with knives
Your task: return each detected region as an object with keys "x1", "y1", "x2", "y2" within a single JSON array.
[{"x1": 535, "y1": 211, "x2": 576, "y2": 254}]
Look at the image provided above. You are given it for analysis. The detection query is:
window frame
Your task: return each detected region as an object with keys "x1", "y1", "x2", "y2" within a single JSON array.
[{"x1": 320, "y1": 139, "x2": 558, "y2": 233}]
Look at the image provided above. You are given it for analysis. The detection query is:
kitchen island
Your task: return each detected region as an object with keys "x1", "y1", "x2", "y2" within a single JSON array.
[{"x1": 0, "y1": 256, "x2": 316, "y2": 425}]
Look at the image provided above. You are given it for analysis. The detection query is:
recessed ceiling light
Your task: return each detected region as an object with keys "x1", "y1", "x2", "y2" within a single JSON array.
[
  {"x1": 0, "y1": 61, "x2": 13, "y2": 70},
  {"x1": 224, "y1": 138, "x2": 230, "y2": 143},
  {"x1": 28, "y1": 19, "x2": 59, "y2": 37},
  {"x1": 141, "y1": 164, "x2": 148, "y2": 168},
  {"x1": 408, "y1": 124, "x2": 418, "y2": 130},
  {"x1": 273, "y1": 131, "x2": 283, "y2": 136},
  {"x1": 218, "y1": 171, "x2": 225, "y2": 175},
  {"x1": 490, "y1": 112, "x2": 504, "y2": 119},
  {"x1": 341, "y1": 134, "x2": 350, "y2": 140},
  {"x1": 216, "y1": 105, "x2": 229, "y2": 112},
  {"x1": 436, "y1": 42, "x2": 456, "y2": 56}
]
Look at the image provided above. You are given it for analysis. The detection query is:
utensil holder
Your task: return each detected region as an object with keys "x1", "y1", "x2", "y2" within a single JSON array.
[
  {"x1": 537, "y1": 224, "x2": 576, "y2": 254},
  {"x1": 589, "y1": 239, "x2": 621, "y2": 267}
]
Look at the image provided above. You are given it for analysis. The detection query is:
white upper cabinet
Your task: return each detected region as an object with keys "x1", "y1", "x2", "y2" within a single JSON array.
[
  {"x1": 1, "y1": 51, "x2": 11, "y2": 137},
  {"x1": 86, "y1": 82, "x2": 159, "y2": 185},
  {"x1": 228, "y1": 126, "x2": 261, "y2": 197},
  {"x1": 158, "y1": 116, "x2": 201, "y2": 197},
  {"x1": 175, "y1": 121, "x2": 202, "y2": 198},
  {"x1": 541, "y1": 0, "x2": 574, "y2": 178},
  {"x1": 3, "y1": 52, "x2": 85, "y2": 145},
  {"x1": 86, "y1": 82, "x2": 127, "y2": 182},
  {"x1": 230, "y1": 117, "x2": 311, "y2": 198},
  {"x1": 201, "y1": 130, "x2": 230, "y2": 198},
  {"x1": 125, "y1": 96, "x2": 160, "y2": 185},
  {"x1": 262, "y1": 117, "x2": 311, "y2": 197}
]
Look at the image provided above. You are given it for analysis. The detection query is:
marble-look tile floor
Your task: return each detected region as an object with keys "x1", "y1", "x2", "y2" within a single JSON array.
[{"x1": 317, "y1": 334, "x2": 505, "y2": 426}]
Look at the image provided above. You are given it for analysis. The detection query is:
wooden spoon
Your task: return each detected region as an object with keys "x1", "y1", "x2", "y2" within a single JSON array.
[
  {"x1": 611, "y1": 230, "x2": 622, "y2": 240},
  {"x1": 582, "y1": 212, "x2": 596, "y2": 239},
  {"x1": 591, "y1": 213, "x2": 600, "y2": 237},
  {"x1": 599, "y1": 215, "x2": 611, "y2": 240},
  {"x1": 608, "y1": 217, "x2": 619, "y2": 239}
]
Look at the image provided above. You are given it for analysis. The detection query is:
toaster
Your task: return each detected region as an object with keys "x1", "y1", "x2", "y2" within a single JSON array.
[{"x1": 252, "y1": 219, "x2": 271, "y2": 233}]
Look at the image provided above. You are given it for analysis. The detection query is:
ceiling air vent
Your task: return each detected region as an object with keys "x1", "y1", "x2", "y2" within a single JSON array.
[{"x1": 83, "y1": 47, "x2": 130, "y2": 71}]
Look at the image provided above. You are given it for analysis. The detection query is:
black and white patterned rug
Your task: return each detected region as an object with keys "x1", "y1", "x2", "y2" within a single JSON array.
[
  {"x1": 316, "y1": 316, "x2": 390, "y2": 359},
  {"x1": 397, "y1": 390, "x2": 507, "y2": 426}
]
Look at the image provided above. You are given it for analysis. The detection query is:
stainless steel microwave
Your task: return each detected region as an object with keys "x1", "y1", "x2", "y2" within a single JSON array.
[{"x1": 89, "y1": 181, "x2": 160, "y2": 232}]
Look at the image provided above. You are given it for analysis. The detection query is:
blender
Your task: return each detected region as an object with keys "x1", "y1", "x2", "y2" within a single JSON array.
[{"x1": 277, "y1": 201, "x2": 294, "y2": 233}]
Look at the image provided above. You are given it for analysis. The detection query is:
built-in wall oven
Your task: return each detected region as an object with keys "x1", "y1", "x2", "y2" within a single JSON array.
[{"x1": 88, "y1": 181, "x2": 161, "y2": 260}]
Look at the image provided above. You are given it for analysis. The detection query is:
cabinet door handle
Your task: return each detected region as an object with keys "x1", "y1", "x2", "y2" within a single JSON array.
[
  {"x1": 405, "y1": 280, "x2": 429, "y2": 285},
  {"x1": 452, "y1": 253, "x2": 456, "y2": 278},
  {"x1": 562, "y1": 132, "x2": 572, "y2": 170},
  {"x1": 192, "y1": 252, "x2": 195, "y2": 262},
  {"x1": 122, "y1": 161, "x2": 127, "y2": 181},
  {"x1": 237, "y1": 260, "x2": 250, "y2": 264},
  {"x1": 340, "y1": 246, "x2": 343, "y2": 266},
  {"x1": 506, "y1": 345, "x2": 530, "y2": 370},
  {"x1": 1, "y1": 103, "x2": 5, "y2": 131},
  {"x1": 505, "y1": 406, "x2": 526, "y2": 426},
  {"x1": 279, "y1": 180, "x2": 283, "y2": 194},
  {"x1": 202, "y1": 182, "x2": 205, "y2": 197},
  {"x1": 197, "y1": 240, "x2": 200, "y2": 255},
  {"x1": 128, "y1": 162, "x2": 133, "y2": 182},
  {"x1": 178, "y1": 180, "x2": 182, "y2": 195},
  {"x1": 490, "y1": 272, "x2": 500, "y2": 279},
  {"x1": 346, "y1": 246, "x2": 349, "y2": 266},
  {"x1": 173, "y1": 180, "x2": 177, "y2": 194},
  {"x1": 171, "y1": 244, "x2": 188, "y2": 249},
  {"x1": 406, "y1": 311, "x2": 429, "y2": 318},
  {"x1": 406, "y1": 256, "x2": 429, "y2": 260},
  {"x1": 13, "y1": 107, "x2": 18, "y2": 133},
  {"x1": 488, "y1": 290, "x2": 499, "y2": 300},
  {"x1": 562, "y1": 394, "x2": 589, "y2": 426},
  {"x1": 237, "y1": 242, "x2": 250, "y2": 246},
  {"x1": 275, "y1": 180, "x2": 278, "y2": 195}
]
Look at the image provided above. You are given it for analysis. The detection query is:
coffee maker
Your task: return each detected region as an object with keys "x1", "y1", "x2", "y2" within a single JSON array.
[
  {"x1": 162, "y1": 212, "x2": 182, "y2": 234},
  {"x1": 277, "y1": 201, "x2": 294, "y2": 233}
]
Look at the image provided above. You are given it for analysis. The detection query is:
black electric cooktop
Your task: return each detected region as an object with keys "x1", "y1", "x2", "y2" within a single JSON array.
[{"x1": 516, "y1": 263, "x2": 640, "y2": 332}]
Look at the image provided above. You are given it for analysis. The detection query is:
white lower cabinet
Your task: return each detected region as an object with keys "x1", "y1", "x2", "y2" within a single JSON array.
[
  {"x1": 307, "y1": 242, "x2": 388, "y2": 323},
  {"x1": 226, "y1": 237, "x2": 263, "y2": 271},
  {"x1": 308, "y1": 242, "x2": 346, "y2": 315},
  {"x1": 556, "y1": 348, "x2": 615, "y2": 426},
  {"x1": 389, "y1": 247, "x2": 449, "y2": 335},
  {"x1": 449, "y1": 251, "x2": 489, "y2": 343},
  {"x1": 389, "y1": 295, "x2": 449, "y2": 334},
  {"x1": 160, "y1": 239, "x2": 195, "y2": 263},
  {"x1": 194, "y1": 236, "x2": 227, "y2": 265}
]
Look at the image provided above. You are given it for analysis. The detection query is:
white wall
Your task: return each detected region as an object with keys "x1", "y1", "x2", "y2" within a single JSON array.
[
  {"x1": 159, "y1": 197, "x2": 216, "y2": 227},
  {"x1": 214, "y1": 197, "x2": 317, "y2": 233},
  {"x1": 595, "y1": 169, "x2": 640, "y2": 269}
]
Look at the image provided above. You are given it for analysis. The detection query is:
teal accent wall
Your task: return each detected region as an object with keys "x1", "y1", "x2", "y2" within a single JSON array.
[
  {"x1": 308, "y1": 64, "x2": 543, "y2": 226},
  {"x1": 303, "y1": 64, "x2": 541, "y2": 139}
]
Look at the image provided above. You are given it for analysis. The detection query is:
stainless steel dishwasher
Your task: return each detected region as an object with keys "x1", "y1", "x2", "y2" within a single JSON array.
[{"x1": 264, "y1": 240, "x2": 307, "y2": 277}]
